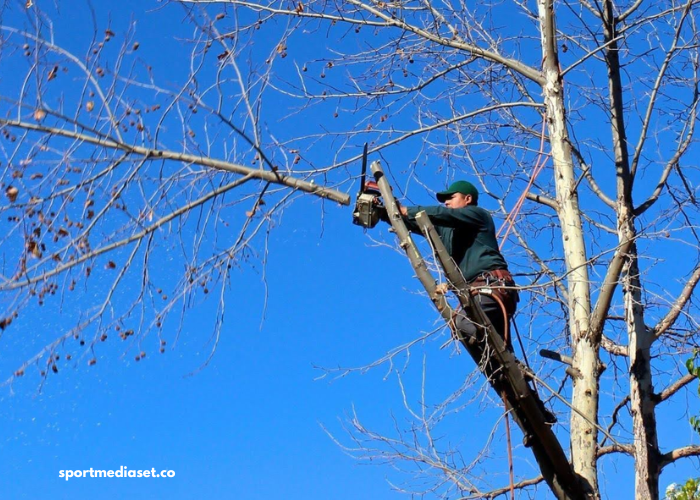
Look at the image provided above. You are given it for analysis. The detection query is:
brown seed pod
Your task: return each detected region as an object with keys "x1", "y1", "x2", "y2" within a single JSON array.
[{"x1": 6, "y1": 186, "x2": 18, "y2": 202}]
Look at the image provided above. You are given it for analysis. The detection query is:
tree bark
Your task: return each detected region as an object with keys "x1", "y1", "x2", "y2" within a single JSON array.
[
  {"x1": 600, "y1": 1, "x2": 661, "y2": 496},
  {"x1": 537, "y1": 1, "x2": 598, "y2": 495}
]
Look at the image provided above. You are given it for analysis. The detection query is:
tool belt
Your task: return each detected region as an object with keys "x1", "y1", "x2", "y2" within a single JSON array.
[{"x1": 469, "y1": 269, "x2": 519, "y2": 316}]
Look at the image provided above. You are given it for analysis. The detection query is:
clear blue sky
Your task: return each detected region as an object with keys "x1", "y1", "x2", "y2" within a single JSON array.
[{"x1": 0, "y1": 1, "x2": 698, "y2": 499}]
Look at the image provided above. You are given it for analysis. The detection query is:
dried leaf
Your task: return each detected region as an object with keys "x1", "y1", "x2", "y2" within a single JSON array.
[
  {"x1": 295, "y1": 2, "x2": 304, "y2": 13},
  {"x1": 48, "y1": 65, "x2": 58, "y2": 81},
  {"x1": 106, "y1": 261, "x2": 116, "y2": 269},
  {"x1": 34, "y1": 109, "x2": 46, "y2": 121},
  {"x1": 29, "y1": 241, "x2": 42, "y2": 258},
  {"x1": 5, "y1": 186, "x2": 18, "y2": 202},
  {"x1": 86, "y1": 101, "x2": 95, "y2": 112}
]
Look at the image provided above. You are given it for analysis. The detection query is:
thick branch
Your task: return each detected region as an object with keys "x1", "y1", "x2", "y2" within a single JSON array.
[
  {"x1": 461, "y1": 476, "x2": 545, "y2": 499},
  {"x1": 661, "y1": 446, "x2": 700, "y2": 469},
  {"x1": 655, "y1": 373, "x2": 697, "y2": 404},
  {"x1": 588, "y1": 238, "x2": 635, "y2": 342},
  {"x1": 618, "y1": 0, "x2": 645, "y2": 22},
  {"x1": 601, "y1": 335, "x2": 628, "y2": 356},
  {"x1": 526, "y1": 192, "x2": 558, "y2": 210},
  {"x1": 598, "y1": 444, "x2": 634, "y2": 458},
  {"x1": 0, "y1": 118, "x2": 350, "y2": 205},
  {"x1": 653, "y1": 263, "x2": 700, "y2": 339}
]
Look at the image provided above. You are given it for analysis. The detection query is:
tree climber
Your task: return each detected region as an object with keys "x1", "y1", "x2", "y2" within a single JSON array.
[
  {"x1": 393, "y1": 180, "x2": 519, "y2": 347},
  {"x1": 383, "y1": 180, "x2": 557, "y2": 431}
]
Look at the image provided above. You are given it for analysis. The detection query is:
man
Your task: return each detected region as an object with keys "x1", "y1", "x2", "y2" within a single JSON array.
[
  {"x1": 396, "y1": 180, "x2": 518, "y2": 347},
  {"x1": 388, "y1": 180, "x2": 556, "y2": 432}
]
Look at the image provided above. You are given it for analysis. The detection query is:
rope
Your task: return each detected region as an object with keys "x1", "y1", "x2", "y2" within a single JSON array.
[
  {"x1": 497, "y1": 113, "x2": 549, "y2": 249},
  {"x1": 492, "y1": 116, "x2": 549, "y2": 497},
  {"x1": 504, "y1": 409, "x2": 515, "y2": 500}
]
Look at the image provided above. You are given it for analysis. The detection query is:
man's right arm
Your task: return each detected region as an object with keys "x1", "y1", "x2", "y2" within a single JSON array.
[
  {"x1": 377, "y1": 205, "x2": 423, "y2": 234},
  {"x1": 401, "y1": 205, "x2": 444, "y2": 236},
  {"x1": 407, "y1": 205, "x2": 484, "y2": 229}
]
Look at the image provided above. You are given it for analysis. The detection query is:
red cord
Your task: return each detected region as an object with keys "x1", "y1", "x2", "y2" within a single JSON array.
[{"x1": 498, "y1": 114, "x2": 549, "y2": 249}]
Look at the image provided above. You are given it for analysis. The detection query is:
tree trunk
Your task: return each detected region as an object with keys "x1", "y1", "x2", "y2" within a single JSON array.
[
  {"x1": 626, "y1": 241, "x2": 661, "y2": 499},
  {"x1": 601, "y1": 1, "x2": 662, "y2": 495},
  {"x1": 537, "y1": 1, "x2": 598, "y2": 495}
]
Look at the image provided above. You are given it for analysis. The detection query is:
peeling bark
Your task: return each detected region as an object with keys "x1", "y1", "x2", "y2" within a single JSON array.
[
  {"x1": 626, "y1": 242, "x2": 660, "y2": 499},
  {"x1": 601, "y1": 0, "x2": 662, "y2": 496},
  {"x1": 537, "y1": 1, "x2": 598, "y2": 495}
]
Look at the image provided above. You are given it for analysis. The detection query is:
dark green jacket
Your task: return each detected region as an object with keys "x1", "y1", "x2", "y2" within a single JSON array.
[{"x1": 405, "y1": 205, "x2": 508, "y2": 282}]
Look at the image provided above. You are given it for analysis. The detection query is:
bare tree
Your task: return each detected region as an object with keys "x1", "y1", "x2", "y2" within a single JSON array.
[{"x1": 2, "y1": 0, "x2": 700, "y2": 498}]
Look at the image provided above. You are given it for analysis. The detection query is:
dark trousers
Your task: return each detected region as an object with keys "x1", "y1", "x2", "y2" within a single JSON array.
[{"x1": 454, "y1": 294, "x2": 510, "y2": 350}]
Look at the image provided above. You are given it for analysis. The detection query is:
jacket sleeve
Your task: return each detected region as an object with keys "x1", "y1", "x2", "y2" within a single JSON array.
[
  {"x1": 401, "y1": 208, "x2": 423, "y2": 235},
  {"x1": 406, "y1": 205, "x2": 484, "y2": 229},
  {"x1": 403, "y1": 206, "x2": 450, "y2": 236}
]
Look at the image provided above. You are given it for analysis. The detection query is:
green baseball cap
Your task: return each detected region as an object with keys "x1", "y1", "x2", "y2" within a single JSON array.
[{"x1": 436, "y1": 180, "x2": 479, "y2": 205}]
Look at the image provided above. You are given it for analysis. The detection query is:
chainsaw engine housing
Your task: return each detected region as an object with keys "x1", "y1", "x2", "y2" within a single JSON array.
[{"x1": 352, "y1": 192, "x2": 382, "y2": 228}]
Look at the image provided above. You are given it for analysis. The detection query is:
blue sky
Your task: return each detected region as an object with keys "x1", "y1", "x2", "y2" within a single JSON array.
[{"x1": 1, "y1": 0, "x2": 699, "y2": 499}]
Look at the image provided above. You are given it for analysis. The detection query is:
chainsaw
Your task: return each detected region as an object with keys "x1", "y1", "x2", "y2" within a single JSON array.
[{"x1": 352, "y1": 143, "x2": 384, "y2": 228}]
